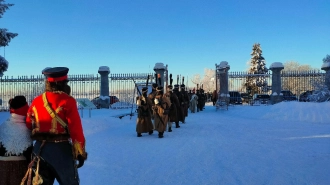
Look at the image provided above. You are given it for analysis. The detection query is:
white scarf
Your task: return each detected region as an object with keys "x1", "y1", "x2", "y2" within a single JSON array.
[{"x1": 0, "y1": 113, "x2": 32, "y2": 156}]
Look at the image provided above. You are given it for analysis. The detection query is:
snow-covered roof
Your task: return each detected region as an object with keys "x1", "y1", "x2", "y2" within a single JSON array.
[
  {"x1": 321, "y1": 62, "x2": 330, "y2": 70},
  {"x1": 269, "y1": 62, "x2": 284, "y2": 69},
  {"x1": 153, "y1": 63, "x2": 166, "y2": 70},
  {"x1": 98, "y1": 66, "x2": 110, "y2": 72}
]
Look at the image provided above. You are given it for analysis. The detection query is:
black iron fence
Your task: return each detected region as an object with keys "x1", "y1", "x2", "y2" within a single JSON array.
[
  {"x1": 0, "y1": 70, "x2": 326, "y2": 110},
  {"x1": 227, "y1": 70, "x2": 326, "y2": 103},
  {"x1": 0, "y1": 73, "x2": 153, "y2": 110}
]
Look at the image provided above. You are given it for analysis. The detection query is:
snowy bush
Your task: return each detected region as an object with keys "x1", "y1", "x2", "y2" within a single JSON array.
[{"x1": 308, "y1": 82, "x2": 330, "y2": 102}]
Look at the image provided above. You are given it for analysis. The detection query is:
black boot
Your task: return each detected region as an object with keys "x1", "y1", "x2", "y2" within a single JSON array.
[
  {"x1": 137, "y1": 133, "x2": 142, "y2": 137},
  {"x1": 148, "y1": 130, "x2": 153, "y2": 135},
  {"x1": 158, "y1": 132, "x2": 164, "y2": 138},
  {"x1": 175, "y1": 122, "x2": 180, "y2": 128},
  {"x1": 168, "y1": 127, "x2": 172, "y2": 132}
]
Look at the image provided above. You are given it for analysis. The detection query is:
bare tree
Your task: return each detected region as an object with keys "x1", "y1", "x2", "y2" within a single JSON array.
[
  {"x1": 281, "y1": 61, "x2": 320, "y2": 96},
  {"x1": 283, "y1": 61, "x2": 315, "y2": 71}
]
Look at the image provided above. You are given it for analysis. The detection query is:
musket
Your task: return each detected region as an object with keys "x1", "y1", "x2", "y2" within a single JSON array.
[
  {"x1": 170, "y1": 74, "x2": 173, "y2": 86},
  {"x1": 157, "y1": 73, "x2": 161, "y2": 86},
  {"x1": 145, "y1": 74, "x2": 150, "y2": 94},
  {"x1": 154, "y1": 73, "x2": 157, "y2": 85},
  {"x1": 130, "y1": 78, "x2": 138, "y2": 119}
]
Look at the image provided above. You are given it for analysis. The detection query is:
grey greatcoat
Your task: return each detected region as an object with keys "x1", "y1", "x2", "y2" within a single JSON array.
[
  {"x1": 153, "y1": 94, "x2": 171, "y2": 132},
  {"x1": 136, "y1": 95, "x2": 154, "y2": 134}
]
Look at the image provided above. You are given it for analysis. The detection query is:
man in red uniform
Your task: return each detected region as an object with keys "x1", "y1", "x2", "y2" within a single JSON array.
[{"x1": 26, "y1": 67, "x2": 87, "y2": 185}]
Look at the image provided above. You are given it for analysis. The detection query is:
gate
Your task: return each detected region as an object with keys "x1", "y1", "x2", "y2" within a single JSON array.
[{"x1": 108, "y1": 73, "x2": 154, "y2": 109}]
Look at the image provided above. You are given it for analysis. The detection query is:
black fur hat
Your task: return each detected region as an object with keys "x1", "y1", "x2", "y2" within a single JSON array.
[
  {"x1": 156, "y1": 86, "x2": 163, "y2": 92},
  {"x1": 142, "y1": 87, "x2": 148, "y2": 93},
  {"x1": 9, "y1": 95, "x2": 27, "y2": 109},
  {"x1": 152, "y1": 83, "x2": 158, "y2": 89}
]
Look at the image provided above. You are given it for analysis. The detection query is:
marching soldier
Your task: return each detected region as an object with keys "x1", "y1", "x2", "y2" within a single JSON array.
[
  {"x1": 25, "y1": 67, "x2": 87, "y2": 185},
  {"x1": 180, "y1": 80, "x2": 190, "y2": 118},
  {"x1": 148, "y1": 82, "x2": 158, "y2": 129},
  {"x1": 212, "y1": 90, "x2": 218, "y2": 106},
  {"x1": 196, "y1": 89, "x2": 203, "y2": 112},
  {"x1": 173, "y1": 83, "x2": 185, "y2": 124},
  {"x1": 190, "y1": 91, "x2": 198, "y2": 113},
  {"x1": 200, "y1": 86, "x2": 206, "y2": 110},
  {"x1": 164, "y1": 74, "x2": 181, "y2": 131},
  {"x1": 136, "y1": 87, "x2": 154, "y2": 137},
  {"x1": 152, "y1": 75, "x2": 171, "y2": 138}
]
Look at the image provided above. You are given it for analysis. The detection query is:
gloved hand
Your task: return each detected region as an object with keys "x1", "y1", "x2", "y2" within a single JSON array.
[
  {"x1": 77, "y1": 153, "x2": 88, "y2": 168},
  {"x1": 154, "y1": 98, "x2": 159, "y2": 105}
]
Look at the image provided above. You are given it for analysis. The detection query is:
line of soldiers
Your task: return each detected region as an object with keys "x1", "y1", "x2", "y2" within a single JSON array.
[
  {"x1": 135, "y1": 74, "x2": 190, "y2": 138},
  {"x1": 187, "y1": 85, "x2": 207, "y2": 113}
]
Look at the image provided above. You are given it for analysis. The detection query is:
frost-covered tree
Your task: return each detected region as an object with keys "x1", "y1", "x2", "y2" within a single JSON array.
[
  {"x1": 308, "y1": 54, "x2": 330, "y2": 102},
  {"x1": 191, "y1": 68, "x2": 216, "y2": 93},
  {"x1": 0, "y1": 0, "x2": 17, "y2": 77},
  {"x1": 245, "y1": 43, "x2": 268, "y2": 94}
]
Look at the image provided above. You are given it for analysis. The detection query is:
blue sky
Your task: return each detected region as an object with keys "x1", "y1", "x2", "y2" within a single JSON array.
[{"x1": 1, "y1": 0, "x2": 329, "y2": 79}]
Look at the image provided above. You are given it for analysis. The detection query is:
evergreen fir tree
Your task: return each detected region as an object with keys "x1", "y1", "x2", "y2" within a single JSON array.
[
  {"x1": 0, "y1": 0, "x2": 17, "y2": 77},
  {"x1": 245, "y1": 43, "x2": 268, "y2": 94}
]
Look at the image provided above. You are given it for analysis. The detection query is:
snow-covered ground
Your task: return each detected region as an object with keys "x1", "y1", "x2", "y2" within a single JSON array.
[{"x1": 0, "y1": 101, "x2": 329, "y2": 185}]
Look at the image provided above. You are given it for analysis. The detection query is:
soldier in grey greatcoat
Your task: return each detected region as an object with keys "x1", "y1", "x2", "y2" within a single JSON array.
[
  {"x1": 153, "y1": 86, "x2": 171, "y2": 138},
  {"x1": 136, "y1": 87, "x2": 154, "y2": 137},
  {"x1": 190, "y1": 92, "x2": 198, "y2": 113}
]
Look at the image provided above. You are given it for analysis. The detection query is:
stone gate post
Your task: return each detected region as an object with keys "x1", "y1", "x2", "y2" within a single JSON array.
[
  {"x1": 321, "y1": 62, "x2": 330, "y2": 90},
  {"x1": 270, "y1": 62, "x2": 284, "y2": 104},
  {"x1": 98, "y1": 66, "x2": 110, "y2": 108},
  {"x1": 153, "y1": 63, "x2": 166, "y2": 88},
  {"x1": 217, "y1": 61, "x2": 230, "y2": 99}
]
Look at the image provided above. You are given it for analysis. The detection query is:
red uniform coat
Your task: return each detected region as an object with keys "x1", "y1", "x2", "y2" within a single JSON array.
[{"x1": 26, "y1": 91, "x2": 86, "y2": 158}]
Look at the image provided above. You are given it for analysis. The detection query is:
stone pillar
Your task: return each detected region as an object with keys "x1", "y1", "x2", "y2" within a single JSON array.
[
  {"x1": 217, "y1": 61, "x2": 230, "y2": 99},
  {"x1": 270, "y1": 62, "x2": 284, "y2": 104},
  {"x1": 153, "y1": 63, "x2": 166, "y2": 88},
  {"x1": 321, "y1": 62, "x2": 330, "y2": 90},
  {"x1": 98, "y1": 66, "x2": 110, "y2": 108}
]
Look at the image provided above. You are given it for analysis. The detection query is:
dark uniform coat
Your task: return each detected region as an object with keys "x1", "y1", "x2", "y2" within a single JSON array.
[
  {"x1": 148, "y1": 90, "x2": 157, "y2": 120},
  {"x1": 153, "y1": 94, "x2": 171, "y2": 132},
  {"x1": 181, "y1": 88, "x2": 190, "y2": 118},
  {"x1": 164, "y1": 91, "x2": 180, "y2": 123},
  {"x1": 136, "y1": 95, "x2": 153, "y2": 133},
  {"x1": 173, "y1": 89, "x2": 185, "y2": 123}
]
